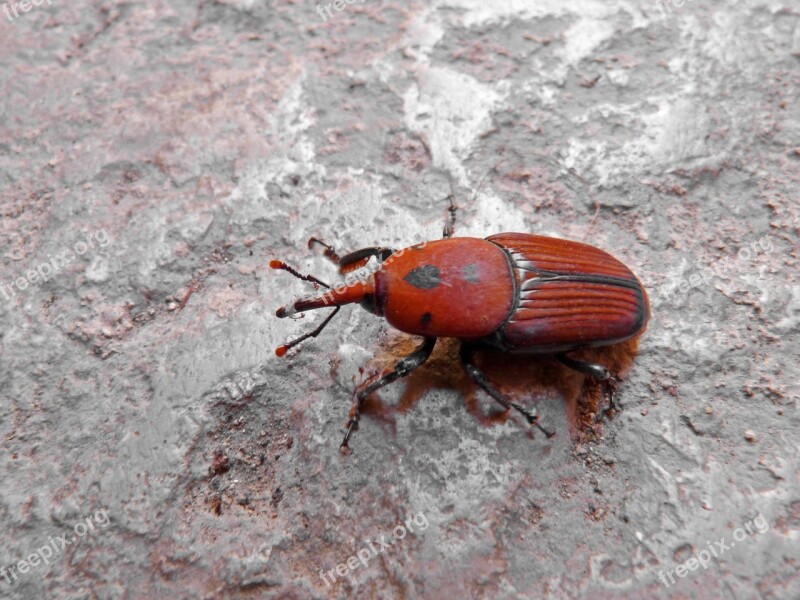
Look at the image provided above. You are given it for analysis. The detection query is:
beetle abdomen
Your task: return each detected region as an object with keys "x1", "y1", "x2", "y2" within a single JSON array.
[{"x1": 486, "y1": 233, "x2": 650, "y2": 353}]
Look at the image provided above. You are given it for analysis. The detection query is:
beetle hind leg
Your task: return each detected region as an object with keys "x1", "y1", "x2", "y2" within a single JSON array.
[
  {"x1": 340, "y1": 337, "x2": 437, "y2": 452},
  {"x1": 459, "y1": 344, "x2": 555, "y2": 438},
  {"x1": 556, "y1": 354, "x2": 620, "y2": 421}
]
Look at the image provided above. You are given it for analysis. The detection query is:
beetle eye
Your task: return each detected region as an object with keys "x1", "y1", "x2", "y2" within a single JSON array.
[
  {"x1": 360, "y1": 292, "x2": 379, "y2": 315},
  {"x1": 379, "y1": 248, "x2": 394, "y2": 261}
]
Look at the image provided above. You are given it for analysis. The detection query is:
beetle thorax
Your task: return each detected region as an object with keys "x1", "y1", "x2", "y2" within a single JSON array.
[{"x1": 371, "y1": 238, "x2": 515, "y2": 339}]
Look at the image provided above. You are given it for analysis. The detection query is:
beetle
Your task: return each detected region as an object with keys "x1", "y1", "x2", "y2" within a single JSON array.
[{"x1": 271, "y1": 196, "x2": 650, "y2": 450}]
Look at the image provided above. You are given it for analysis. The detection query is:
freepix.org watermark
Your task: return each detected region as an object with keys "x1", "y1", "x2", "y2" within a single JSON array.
[
  {"x1": 2, "y1": 0, "x2": 53, "y2": 23},
  {"x1": 316, "y1": 0, "x2": 368, "y2": 22},
  {"x1": 1, "y1": 509, "x2": 110, "y2": 586},
  {"x1": 319, "y1": 511, "x2": 428, "y2": 588},
  {"x1": 1, "y1": 228, "x2": 111, "y2": 303},
  {"x1": 658, "y1": 513, "x2": 769, "y2": 588},
  {"x1": 658, "y1": 235, "x2": 774, "y2": 304},
  {"x1": 655, "y1": 0, "x2": 694, "y2": 19}
]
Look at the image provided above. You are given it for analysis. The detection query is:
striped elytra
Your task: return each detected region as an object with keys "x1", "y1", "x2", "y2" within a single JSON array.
[{"x1": 485, "y1": 233, "x2": 649, "y2": 353}]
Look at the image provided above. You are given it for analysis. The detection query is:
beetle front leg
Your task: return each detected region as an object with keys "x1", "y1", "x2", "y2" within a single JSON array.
[
  {"x1": 309, "y1": 238, "x2": 395, "y2": 275},
  {"x1": 459, "y1": 344, "x2": 555, "y2": 438},
  {"x1": 340, "y1": 337, "x2": 437, "y2": 452},
  {"x1": 556, "y1": 354, "x2": 620, "y2": 420},
  {"x1": 308, "y1": 237, "x2": 342, "y2": 265},
  {"x1": 337, "y1": 247, "x2": 395, "y2": 273}
]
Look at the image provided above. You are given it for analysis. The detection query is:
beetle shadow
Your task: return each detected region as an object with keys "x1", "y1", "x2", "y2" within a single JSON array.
[{"x1": 358, "y1": 335, "x2": 642, "y2": 441}]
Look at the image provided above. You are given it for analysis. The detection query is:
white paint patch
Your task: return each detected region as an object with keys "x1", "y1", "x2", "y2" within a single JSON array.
[
  {"x1": 607, "y1": 68, "x2": 630, "y2": 87},
  {"x1": 771, "y1": 285, "x2": 800, "y2": 335},
  {"x1": 562, "y1": 93, "x2": 716, "y2": 185},
  {"x1": 460, "y1": 192, "x2": 527, "y2": 237},
  {"x1": 439, "y1": 0, "x2": 647, "y2": 28},
  {"x1": 226, "y1": 73, "x2": 322, "y2": 226},
  {"x1": 404, "y1": 436, "x2": 517, "y2": 538},
  {"x1": 224, "y1": 165, "x2": 274, "y2": 227},
  {"x1": 334, "y1": 343, "x2": 374, "y2": 391},
  {"x1": 402, "y1": 7, "x2": 445, "y2": 59},
  {"x1": 298, "y1": 174, "x2": 428, "y2": 250},
  {"x1": 562, "y1": 137, "x2": 645, "y2": 188},
  {"x1": 266, "y1": 74, "x2": 317, "y2": 174},
  {"x1": 560, "y1": 17, "x2": 616, "y2": 66},
  {"x1": 404, "y1": 67, "x2": 503, "y2": 185},
  {"x1": 176, "y1": 212, "x2": 215, "y2": 244},
  {"x1": 85, "y1": 255, "x2": 109, "y2": 283},
  {"x1": 642, "y1": 98, "x2": 711, "y2": 165}
]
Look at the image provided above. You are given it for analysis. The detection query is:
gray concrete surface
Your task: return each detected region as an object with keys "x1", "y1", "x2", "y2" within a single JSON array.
[{"x1": 1, "y1": 0, "x2": 799, "y2": 598}]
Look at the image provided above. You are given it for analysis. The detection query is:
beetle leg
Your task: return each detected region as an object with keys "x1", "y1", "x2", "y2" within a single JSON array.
[
  {"x1": 308, "y1": 237, "x2": 342, "y2": 265},
  {"x1": 310, "y1": 239, "x2": 395, "y2": 275},
  {"x1": 555, "y1": 354, "x2": 620, "y2": 420},
  {"x1": 459, "y1": 344, "x2": 555, "y2": 438},
  {"x1": 338, "y1": 247, "x2": 395, "y2": 274},
  {"x1": 442, "y1": 192, "x2": 457, "y2": 238},
  {"x1": 340, "y1": 337, "x2": 437, "y2": 452},
  {"x1": 442, "y1": 158, "x2": 504, "y2": 238},
  {"x1": 275, "y1": 306, "x2": 340, "y2": 357}
]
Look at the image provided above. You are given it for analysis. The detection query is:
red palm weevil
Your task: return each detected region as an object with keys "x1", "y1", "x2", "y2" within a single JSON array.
[{"x1": 271, "y1": 197, "x2": 650, "y2": 450}]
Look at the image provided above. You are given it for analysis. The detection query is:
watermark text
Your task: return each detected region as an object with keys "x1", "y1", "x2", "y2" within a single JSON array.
[
  {"x1": 319, "y1": 511, "x2": 428, "y2": 587},
  {"x1": 658, "y1": 513, "x2": 769, "y2": 588},
  {"x1": 1, "y1": 509, "x2": 110, "y2": 585}
]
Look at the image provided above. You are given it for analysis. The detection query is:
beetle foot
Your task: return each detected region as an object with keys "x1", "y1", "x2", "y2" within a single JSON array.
[
  {"x1": 537, "y1": 423, "x2": 556, "y2": 438},
  {"x1": 340, "y1": 417, "x2": 359, "y2": 453},
  {"x1": 596, "y1": 376, "x2": 621, "y2": 422},
  {"x1": 511, "y1": 402, "x2": 555, "y2": 438}
]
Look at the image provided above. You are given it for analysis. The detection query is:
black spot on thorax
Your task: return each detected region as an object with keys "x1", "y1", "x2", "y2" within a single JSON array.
[
  {"x1": 462, "y1": 263, "x2": 480, "y2": 283},
  {"x1": 404, "y1": 264, "x2": 441, "y2": 289}
]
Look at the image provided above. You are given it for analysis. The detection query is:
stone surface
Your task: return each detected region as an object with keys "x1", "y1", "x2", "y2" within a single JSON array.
[{"x1": 1, "y1": 0, "x2": 798, "y2": 598}]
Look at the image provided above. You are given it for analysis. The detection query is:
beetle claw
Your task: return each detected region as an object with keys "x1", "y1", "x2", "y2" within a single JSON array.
[
  {"x1": 595, "y1": 376, "x2": 621, "y2": 422},
  {"x1": 340, "y1": 417, "x2": 359, "y2": 452},
  {"x1": 511, "y1": 402, "x2": 555, "y2": 438}
]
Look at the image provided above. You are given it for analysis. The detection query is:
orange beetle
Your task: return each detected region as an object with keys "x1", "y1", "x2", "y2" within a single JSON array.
[{"x1": 272, "y1": 200, "x2": 649, "y2": 450}]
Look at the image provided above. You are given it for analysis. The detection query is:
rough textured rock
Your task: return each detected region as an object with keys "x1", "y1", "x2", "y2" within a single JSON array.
[{"x1": 1, "y1": 1, "x2": 798, "y2": 598}]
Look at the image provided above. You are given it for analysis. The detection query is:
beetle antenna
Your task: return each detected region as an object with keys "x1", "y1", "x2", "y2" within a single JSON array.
[
  {"x1": 270, "y1": 259, "x2": 331, "y2": 289},
  {"x1": 462, "y1": 156, "x2": 512, "y2": 201},
  {"x1": 275, "y1": 306, "x2": 341, "y2": 357},
  {"x1": 474, "y1": 157, "x2": 509, "y2": 198}
]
